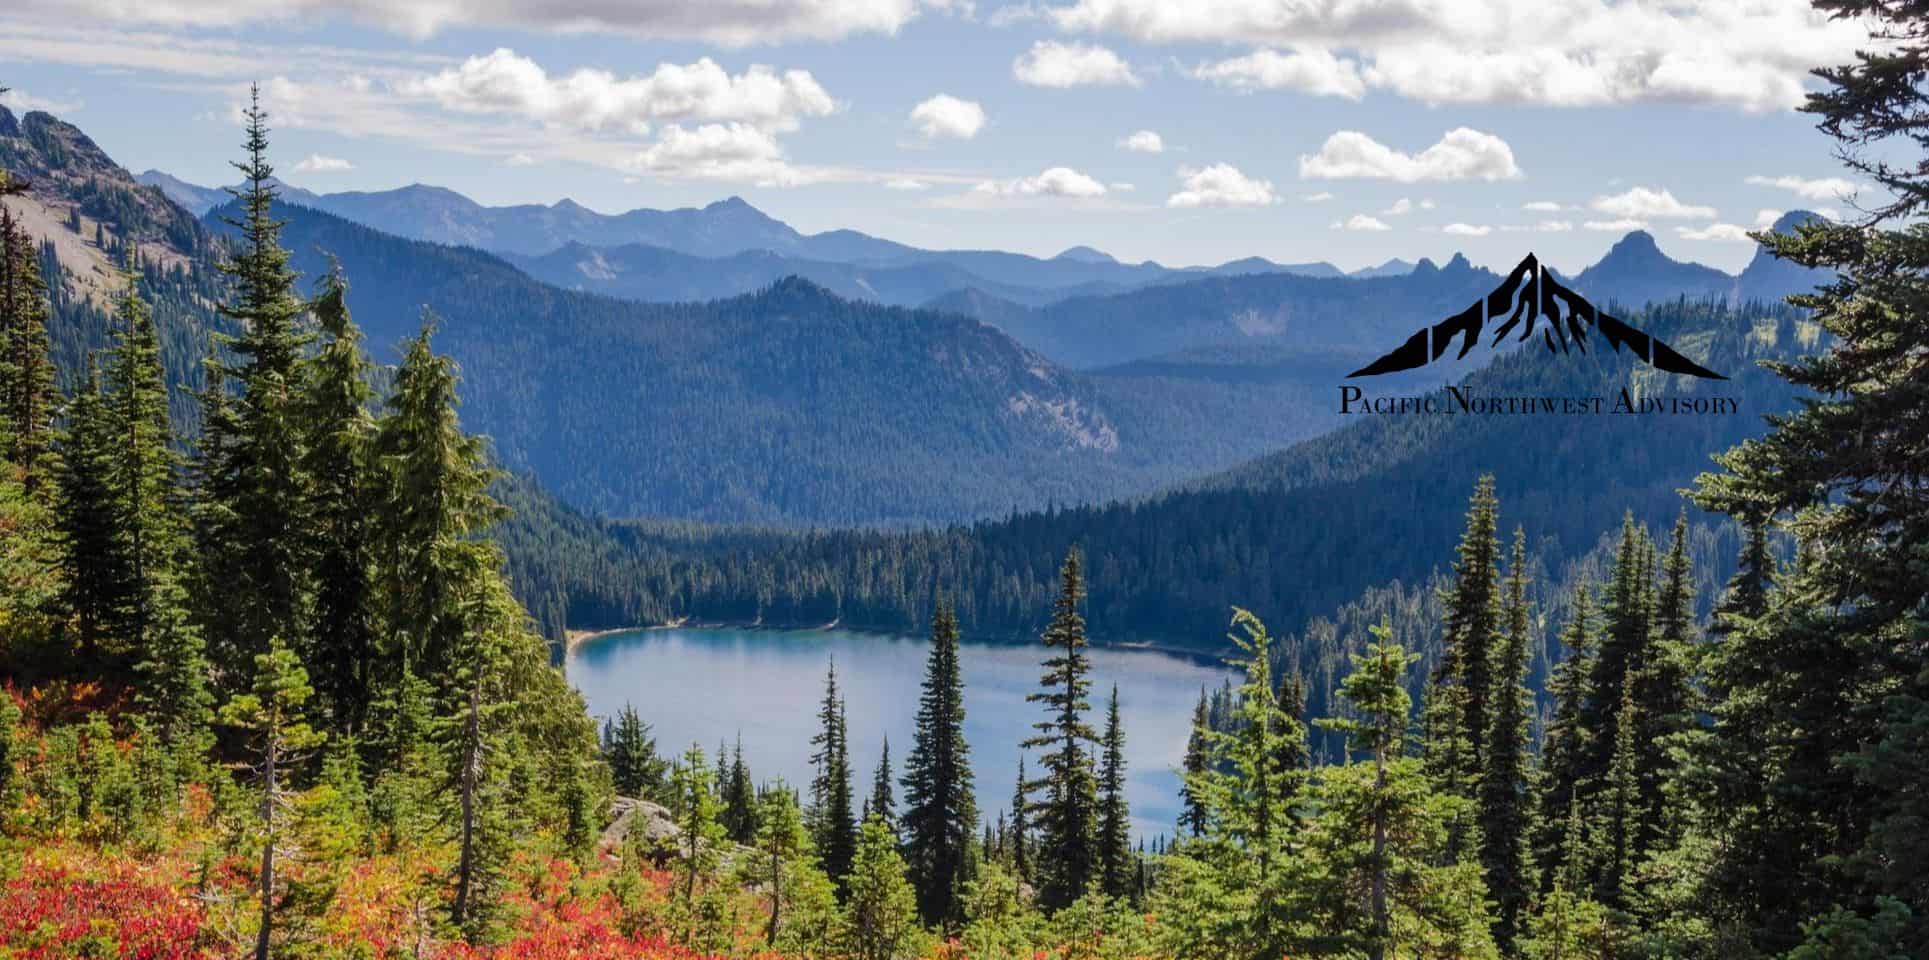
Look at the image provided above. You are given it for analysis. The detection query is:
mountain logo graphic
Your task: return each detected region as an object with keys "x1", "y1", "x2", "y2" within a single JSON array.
[{"x1": 1348, "y1": 253, "x2": 1727, "y2": 380}]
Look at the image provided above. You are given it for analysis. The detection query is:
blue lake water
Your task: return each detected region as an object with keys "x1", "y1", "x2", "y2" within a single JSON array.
[{"x1": 566, "y1": 626, "x2": 1237, "y2": 843}]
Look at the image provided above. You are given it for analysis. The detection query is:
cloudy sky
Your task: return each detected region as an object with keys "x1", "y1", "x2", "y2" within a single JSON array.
[{"x1": 0, "y1": 1, "x2": 1881, "y2": 272}]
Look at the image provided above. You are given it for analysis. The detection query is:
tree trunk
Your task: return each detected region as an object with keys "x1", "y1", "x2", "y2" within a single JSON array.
[
  {"x1": 452, "y1": 678, "x2": 481, "y2": 928},
  {"x1": 255, "y1": 739, "x2": 277, "y2": 960},
  {"x1": 1369, "y1": 742, "x2": 1388, "y2": 960},
  {"x1": 766, "y1": 848, "x2": 782, "y2": 944}
]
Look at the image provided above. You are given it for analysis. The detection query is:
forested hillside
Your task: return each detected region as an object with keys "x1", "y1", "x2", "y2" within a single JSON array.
[{"x1": 516, "y1": 298, "x2": 1806, "y2": 653}]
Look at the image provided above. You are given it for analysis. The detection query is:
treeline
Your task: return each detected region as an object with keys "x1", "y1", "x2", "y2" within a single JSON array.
[{"x1": 1, "y1": 91, "x2": 602, "y2": 948}]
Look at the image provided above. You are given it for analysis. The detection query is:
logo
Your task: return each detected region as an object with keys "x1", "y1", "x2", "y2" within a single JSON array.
[{"x1": 1347, "y1": 253, "x2": 1727, "y2": 380}]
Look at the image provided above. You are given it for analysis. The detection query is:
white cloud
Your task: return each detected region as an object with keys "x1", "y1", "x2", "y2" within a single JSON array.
[
  {"x1": 11, "y1": 0, "x2": 933, "y2": 46},
  {"x1": 1110, "y1": 181, "x2": 1135, "y2": 191},
  {"x1": 885, "y1": 177, "x2": 929, "y2": 190},
  {"x1": 1013, "y1": 40, "x2": 1139, "y2": 87},
  {"x1": 1676, "y1": 222, "x2": 1755, "y2": 242},
  {"x1": 1755, "y1": 208, "x2": 1784, "y2": 227},
  {"x1": 909, "y1": 94, "x2": 986, "y2": 139},
  {"x1": 1383, "y1": 197, "x2": 1413, "y2": 215},
  {"x1": 1302, "y1": 191, "x2": 1334, "y2": 202},
  {"x1": 1192, "y1": 47, "x2": 1365, "y2": 99},
  {"x1": 1584, "y1": 218, "x2": 1648, "y2": 231},
  {"x1": 1048, "y1": 0, "x2": 1871, "y2": 111},
  {"x1": 292, "y1": 153, "x2": 354, "y2": 173},
  {"x1": 404, "y1": 49, "x2": 835, "y2": 135},
  {"x1": 977, "y1": 166, "x2": 1108, "y2": 197},
  {"x1": 1443, "y1": 222, "x2": 1492, "y2": 236},
  {"x1": 628, "y1": 122, "x2": 803, "y2": 185},
  {"x1": 1118, "y1": 129, "x2": 1164, "y2": 153},
  {"x1": 1536, "y1": 220, "x2": 1574, "y2": 232},
  {"x1": 504, "y1": 152, "x2": 535, "y2": 166},
  {"x1": 1420, "y1": 198, "x2": 1435, "y2": 210},
  {"x1": 0, "y1": 87, "x2": 81, "y2": 114},
  {"x1": 1744, "y1": 174, "x2": 1858, "y2": 201},
  {"x1": 1300, "y1": 128, "x2": 1521, "y2": 182},
  {"x1": 1590, "y1": 186, "x2": 1716, "y2": 219},
  {"x1": 1167, "y1": 163, "x2": 1279, "y2": 208},
  {"x1": 1332, "y1": 214, "x2": 1391, "y2": 231},
  {"x1": 1523, "y1": 200, "x2": 1563, "y2": 212}
]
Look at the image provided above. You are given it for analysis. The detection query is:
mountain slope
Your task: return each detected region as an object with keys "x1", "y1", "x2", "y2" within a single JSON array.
[
  {"x1": 1569, "y1": 230, "x2": 1735, "y2": 308},
  {"x1": 1737, "y1": 210, "x2": 1835, "y2": 304}
]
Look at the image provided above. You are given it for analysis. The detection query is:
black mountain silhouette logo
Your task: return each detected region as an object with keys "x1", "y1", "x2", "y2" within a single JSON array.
[{"x1": 1348, "y1": 253, "x2": 1726, "y2": 380}]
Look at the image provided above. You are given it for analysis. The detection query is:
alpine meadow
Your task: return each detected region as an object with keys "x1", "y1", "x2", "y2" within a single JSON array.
[{"x1": 0, "y1": 1, "x2": 1926, "y2": 959}]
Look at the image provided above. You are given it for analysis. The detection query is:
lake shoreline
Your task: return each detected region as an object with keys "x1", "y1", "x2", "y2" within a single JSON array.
[{"x1": 563, "y1": 618, "x2": 1230, "y2": 667}]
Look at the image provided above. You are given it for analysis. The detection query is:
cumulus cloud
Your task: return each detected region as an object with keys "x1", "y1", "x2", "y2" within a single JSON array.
[
  {"x1": 1584, "y1": 218, "x2": 1647, "y2": 231},
  {"x1": 1300, "y1": 128, "x2": 1520, "y2": 182},
  {"x1": 1047, "y1": 0, "x2": 1871, "y2": 111},
  {"x1": 1676, "y1": 222, "x2": 1755, "y2": 242},
  {"x1": 976, "y1": 166, "x2": 1108, "y2": 197},
  {"x1": 1191, "y1": 47, "x2": 1364, "y2": 99},
  {"x1": 1744, "y1": 174, "x2": 1858, "y2": 201},
  {"x1": 1013, "y1": 40, "x2": 1139, "y2": 87},
  {"x1": 1522, "y1": 200, "x2": 1563, "y2": 212},
  {"x1": 1118, "y1": 129, "x2": 1164, "y2": 152},
  {"x1": 1167, "y1": 163, "x2": 1279, "y2": 208},
  {"x1": 404, "y1": 49, "x2": 835, "y2": 134},
  {"x1": 9, "y1": 0, "x2": 933, "y2": 46},
  {"x1": 1590, "y1": 186, "x2": 1716, "y2": 219},
  {"x1": 1332, "y1": 214, "x2": 1392, "y2": 231},
  {"x1": 909, "y1": 94, "x2": 986, "y2": 139},
  {"x1": 1383, "y1": 197, "x2": 1413, "y2": 215},
  {"x1": 292, "y1": 153, "x2": 354, "y2": 173},
  {"x1": 628, "y1": 122, "x2": 801, "y2": 184},
  {"x1": 1443, "y1": 222, "x2": 1492, "y2": 236}
]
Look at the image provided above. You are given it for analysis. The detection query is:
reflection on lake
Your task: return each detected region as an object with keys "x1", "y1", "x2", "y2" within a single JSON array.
[{"x1": 566, "y1": 626, "x2": 1236, "y2": 842}]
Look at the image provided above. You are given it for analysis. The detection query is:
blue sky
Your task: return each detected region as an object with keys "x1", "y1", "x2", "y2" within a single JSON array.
[{"x1": 0, "y1": 1, "x2": 1879, "y2": 272}]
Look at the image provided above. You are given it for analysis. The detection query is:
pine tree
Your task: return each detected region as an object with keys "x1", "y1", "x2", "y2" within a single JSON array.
[
  {"x1": 1096, "y1": 684, "x2": 1132, "y2": 900},
  {"x1": 668, "y1": 743, "x2": 726, "y2": 948},
  {"x1": 1709, "y1": 514, "x2": 1774, "y2": 639},
  {"x1": 1435, "y1": 475, "x2": 1504, "y2": 796},
  {"x1": 1479, "y1": 526, "x2": 1534, "y2": 954},
  {"x1": 1596, "y1": 685, "x2": 1640, "y2": 908},
  {"x1": 865, "y1": 737, "x2": 894, "y2": 830},
  {"x1": 809, "y1": 657, "x2": 857, "y2": 887},
  {"x1": 1532, "y1": 582, "x2": 1599, "y2": 889},
  {"x1": 724, "y1": 734, "x2": 758, "y2": 844},
  {"x1": 1579, "y1": 514, "x2": 1651, "y2": 792},
  {"x1": 219, "y1": 636, "x2": 323, "y2": 960},
  {"x1": 1635, "y1": 512, "x2": 1697, "y2": 851},
  {"x1": 203, "y1": 85, "x2": 313, "y2": 671},
  {"x1": 603, "y1": 704, "x2": 666, "y2": 799},
  {"x1": 55, "y1": 360, "x2": 121, "y2": 662},
  {"x1": 754, "y1": 779, "x2": 813, "y2": 946},
  {"x1": 0, "y1": 207, "x2": 56, "y2": 484},
  {"x1": 901, "y1": 599, "x2": 976, "y2": 926},
  {"x1": 300, "y1": 263, "x2": 378, "y2": 732},
  {"x1": 845, "y1": 815, "x2": 921, "y2": 960},
  {"x1": 1009, "y1": 757, "x2": 1031, "y2": 885},
  {"x1": 1022, "y1": 546, "x2": 1100, "y2": 910},
  {"x1": 1178, "y1": 688, "x2": 1210, "y2": 837}
]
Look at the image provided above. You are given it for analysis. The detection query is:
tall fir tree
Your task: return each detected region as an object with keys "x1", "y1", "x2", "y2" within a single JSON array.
[
  {"x1": 0, "y1": 207, "x2": 56, "y2": 485},
  {"x1": 200, "y1": 85, "x2": 314, "y2": 676},
  {"x1": 865, "y1": 737, "x2": 894, "y2": 830},
  {"x1": 901, "y1": 599, "x2": 976, "y2": 926},
  {"x1": 809, "y1": 657, "x2": 857, "y2": 887},
  {"x1": 1709, "y1": 514, "x2": 1774, "y2": 639},
  {"x1": 219, "y1": 636, "x2": 323, "y2": 960},
  {"x1": 1021, "y1": 546, "x2": 1100, "y2": 910},
  {"x1": 299, "y1": 264, "x2": 378, "y2": 732},
  {"x1": 1578, "y1": 514, "x2": 1653, "y2": 793},
  {"x1": 1532, "y1": 582, "x2": 1598, "y2": 890},
  {"x1": 1431, "y1": 475, "x2": 1504, "y2": 816},
  {"x1": 1635, "y1": 512, "x2": 1698, "y2": 852},
  {"x1": 1478, "y1": 527, "x2": 1534, "y2": 954},
  {"x1": 603, "y1": 704, "x2": 666, "y2": 800},
  {"x1": 55, "y1": 360, "x2": 121, "y2": 661},
  {"x1": 724, "y1": 734, "x2": 758, "y2": 844},
  {"x1": 1178, "y1": 688, "x2": 1210, "y2": 837},
  {"x1": 1096, "y1": 684, "x2": 1132, "y2": 900},
  {"x1": 1008, "y1": 757, "x2": 1031, "y2": 885}
]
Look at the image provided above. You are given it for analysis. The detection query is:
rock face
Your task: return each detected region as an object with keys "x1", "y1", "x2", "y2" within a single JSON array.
[
  {"x1": 598, "y1": 797, "x2": 681, "y2": 857},
  {"x1": 1737, "y1": 210, "x2": 1834, "y2": 306}
]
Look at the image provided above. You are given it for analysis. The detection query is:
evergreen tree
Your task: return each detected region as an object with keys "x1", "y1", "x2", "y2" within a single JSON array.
[
  {"x1": 1178, "y1": 688, "x2": 1210, "y2": 837},
  {"x1": 299, "y1": 264, "x2": 378, "y2": 732},
  {"x1": 1578, "y1": 514, "x2": 1651, "y2": 792},
  {"x1": 55, "y1": 360, "x2": 120, "y2": 661},
  {"x1": 603, "y1": 704, "x2": 666, "y2": 800},
  {"x1": 1479, "y1": 526, "x2": 1534, "y2": 954},
  {"x1": 1096, "y1": 685, "x2": 1132, "y2": 900},
  {"x1": 1596, "y1": 685, "x2": 1640, "y2": 908},
  {"x1": 752, "y1": 779, "x2": 813, "y2": 947},
  {"x1": 1532, "y1": 582, "x2": 1599, "y2": 889},
  {"x1": 1635, "y1": 512, "x2": 1697, "y2": 851},
  {"x1": 723, "y1": 734, "x2": 758, "y2": 844},
  {"x1": 0, "y1": 207, "x2": 56, "y2": 484},
  {"x1": 1008, "y1": 757, "x2": 1031, "y2": 885},
  {"x1": 1021, "y1": 546, "x2": 1100, "y2": 910},
  {"x1": 845, "y1": 815, "x2": 922, "y2": 960},
  {"x1": 865, "y1": 737, "x2": 894, "y2": 830},
  {"x1": 219, "y1": 636, "x2": 323, "y2": 960},
  {"x1": 202, "y1": 85, "x2": 314, "y2": 671},
  {"x1": 1310, "y1": 626, "x2": 1497, "y2": 960},
  {"x1": 901, "y1": 599, "x2": 976, "y2": 927},
  {"x1": 1434, "y1": 474, "x2": 1504, "y2": 797},
  {"x1": 809, "y1": 657, "x2": 857, "y2": 887},
  {"x1": 1709, "y1": 514, "x2": 1774, "y2": 639},
  {"x1": 668, "y1": 742, "x2": 726, "y2": 948}
]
